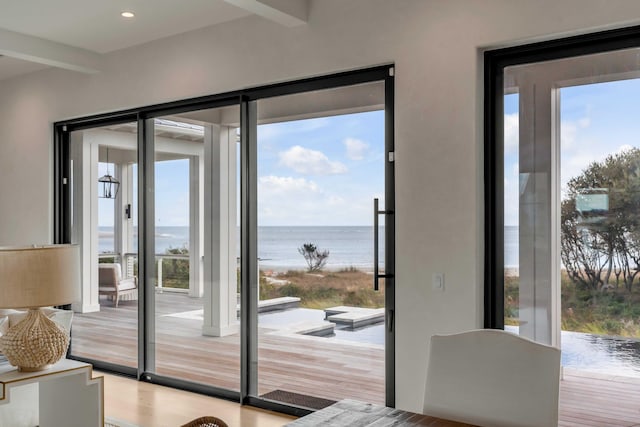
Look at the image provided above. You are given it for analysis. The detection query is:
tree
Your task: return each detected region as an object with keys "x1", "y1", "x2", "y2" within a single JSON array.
[
  {"x1": 560, "y1": 197, "x2": 611, "y2": 291},
  {"x1": 298, "y1": 243, "x2": 330, "y2": 272},
  {"x1": 561, "y1": 148, "x2": 640, "y2": 292}
]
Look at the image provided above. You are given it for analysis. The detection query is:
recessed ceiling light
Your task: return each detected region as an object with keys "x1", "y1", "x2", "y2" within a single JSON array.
[{"x1": 121, "y1": 11, "x2": 135, "y2": 18}]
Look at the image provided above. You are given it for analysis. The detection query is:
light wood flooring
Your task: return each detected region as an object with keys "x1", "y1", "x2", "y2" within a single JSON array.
[
  {"x1": 74, "y1": 293, "x2": 640, "y2": 426},
  {"x1": 102, "y1": 372, "x2": 295, "y2": 427},
  {"x1": 102, "y1": 370, "x2": 640, "y2": 427}
]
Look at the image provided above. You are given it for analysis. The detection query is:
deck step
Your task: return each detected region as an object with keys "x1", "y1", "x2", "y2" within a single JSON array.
[
  {"x1": 237, "y1": 296, "x2": 301, "y2": 315},
  {"x1": 259, "y1": 296, "x2": 301, "y2": 312},
  {"x1": 294, "y1": 321, "x2": 336, "y2": 337},
  {"x1": 268, "y1": 320, "x2": 336, "y2": 337},
  {"x1": 324, "y1": 306, "x2": 385, "y2": 328}
]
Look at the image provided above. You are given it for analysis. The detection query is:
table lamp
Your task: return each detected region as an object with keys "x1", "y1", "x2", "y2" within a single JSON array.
[{"x1": 0, "y1": 245, "x2": 79, "y2": 371}]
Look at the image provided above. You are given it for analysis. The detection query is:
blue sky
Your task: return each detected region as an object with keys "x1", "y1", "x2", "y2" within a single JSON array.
[
  {"x1": 99, "y1": 110, "x2": 385, "y2": 227},
  {"x1": 504, "y1": 78, "x2": 640, "y2": 226},
  {"x1": 256, "y1": 110, "x2": 385, "y2": 226}
]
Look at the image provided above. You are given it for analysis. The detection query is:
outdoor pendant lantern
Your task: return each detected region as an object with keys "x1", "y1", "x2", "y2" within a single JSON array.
[{"x1": 98, "y1": 147, "x2": 120, "y2": 199}]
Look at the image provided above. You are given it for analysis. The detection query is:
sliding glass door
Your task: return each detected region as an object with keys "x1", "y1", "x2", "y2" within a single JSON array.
[
  {"x1": 66, "y1": 121, "x2": 139, "y2": 372},
  {"x1": 56, "y1": 66, "x2": 394, "y2": 411},
  {"x1": 253, "y1": 83, "x2": 388, "y2": 407},
  {"x1": 149, "y1": 106, "x2": 242, "y2": 391}
]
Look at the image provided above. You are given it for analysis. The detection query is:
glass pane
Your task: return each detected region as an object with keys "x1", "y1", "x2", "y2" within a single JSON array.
[
  {"x1": 560, "y1": 79, "x2": 640, "y2": 377},
  {"x1": 503, "y1": 47, "x2": 640, "y2": 379},
  {"x1": 151, "y1": 106, "x2": 242, "y2": 391},
  {"x1": 255, "y1": 82, "x2": 386, "y2": 407},
  {"x1": 504, "y1": 93, "x2": 519, "y2": 329},
  {"x1": 69, "y1": 122, "x2": 139, "y2": 369}
]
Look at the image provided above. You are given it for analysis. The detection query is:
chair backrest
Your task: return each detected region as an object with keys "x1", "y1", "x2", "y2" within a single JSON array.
[
  {"x1": 98, "y1": 263, "x2": 122, "y2": 286},
  {"x1": 423, "y1": 329, "x2": 561, "y2": 427}
]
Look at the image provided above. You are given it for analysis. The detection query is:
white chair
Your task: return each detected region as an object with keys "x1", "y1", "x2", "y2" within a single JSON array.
[
  {"x1": 423, "y1": 329, "x2": 561, "y2": 427},
  {"x1": 99, "y1": 263, "x2": 137, "y2": 308}
]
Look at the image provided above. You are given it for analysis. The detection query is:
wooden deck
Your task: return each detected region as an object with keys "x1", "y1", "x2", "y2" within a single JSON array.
[
  {"x1": 70, "y1": 292, "x2": 640, "y2": 425},
  {"x1": 71, "y1": 292, "x2": 383, "y2": 403}
]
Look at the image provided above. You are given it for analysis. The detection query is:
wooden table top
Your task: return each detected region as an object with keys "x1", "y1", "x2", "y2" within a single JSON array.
[{"x1": 284, "y1": 399, "x2": 478, "y2": 426}]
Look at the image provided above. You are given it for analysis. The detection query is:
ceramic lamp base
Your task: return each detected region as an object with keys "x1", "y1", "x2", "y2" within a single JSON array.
[{"x1": 0, "y1": 308, "x2": 69, "y2": 371}]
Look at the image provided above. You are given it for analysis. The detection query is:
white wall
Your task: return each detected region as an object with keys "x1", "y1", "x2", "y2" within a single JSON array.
[{"x1": 2, "y1": 0, "x2": 640, "y2": 412}]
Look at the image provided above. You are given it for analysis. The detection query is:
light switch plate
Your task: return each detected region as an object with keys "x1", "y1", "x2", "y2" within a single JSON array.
[{"x1": 432, "y1": 273, "x2": 444, "y2": 291}]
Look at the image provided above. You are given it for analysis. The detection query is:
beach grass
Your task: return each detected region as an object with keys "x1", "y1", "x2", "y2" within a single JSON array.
[
  {"x1": 505, "y1": 270, "x2": 640, "y2": 337},
  {"x1": 260, "y1": 268, "x2": 385, "y2": 309},
  {"x1": 144, "y1": 259, "x2": 385, "y2": 310}
]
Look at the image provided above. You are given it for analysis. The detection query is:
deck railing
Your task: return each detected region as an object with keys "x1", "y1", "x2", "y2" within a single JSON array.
[{"x1": 98, "y1": 252, "x2": 190, "y2": 293}]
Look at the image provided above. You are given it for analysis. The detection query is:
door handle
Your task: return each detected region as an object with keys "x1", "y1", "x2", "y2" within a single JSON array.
[{"x1": 374, "y1": 198, "x2": 394, "y2": 291}]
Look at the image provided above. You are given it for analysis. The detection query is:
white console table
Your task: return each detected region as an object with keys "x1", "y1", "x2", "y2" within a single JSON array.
[{"x1": 0, "y1": 359, "x2": 104, "y2": 427}]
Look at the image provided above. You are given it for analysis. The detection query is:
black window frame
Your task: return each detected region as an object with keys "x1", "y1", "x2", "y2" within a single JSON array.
[{"x1": 484, "y1": 25, "x2": 640, "y2": 328}]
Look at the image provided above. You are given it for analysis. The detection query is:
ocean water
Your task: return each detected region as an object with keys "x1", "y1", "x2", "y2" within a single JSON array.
[
  {"x1": 99, "y1": 225, "x2": 385, "y2": 270},
  {"x1": 258, "y1": 226, "x2": 385, "y2": 270},
  {"x1": 99, "y1": 226, "x2": 189, "y2": 254}
]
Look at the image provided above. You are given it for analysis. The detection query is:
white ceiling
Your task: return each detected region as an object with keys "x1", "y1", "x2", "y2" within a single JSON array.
[{"x1": 0, "y1": 0, "x2": 308, "y2": 81}]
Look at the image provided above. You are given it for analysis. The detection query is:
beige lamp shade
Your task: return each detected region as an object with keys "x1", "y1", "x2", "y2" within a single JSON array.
[{"x1": 0, "y1": 245, "x2": 79, "y2": 308}]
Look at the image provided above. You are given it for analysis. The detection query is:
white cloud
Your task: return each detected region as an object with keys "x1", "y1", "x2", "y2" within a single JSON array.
[
  {"x1": 504, "y1": 113, "x2": 519, "y2": 153},
  {"x1": 561, "y1": 116, "x2": 591, "y2": 150},
  {"x1": 258, "y1": 175, "x2": 319, "y2": 195},
  {"x1": 327, "y1": 195, "x2": 345, "y2": 206},
  {"x1": 578, "y1": 117, "x2": 591, "y2": 128},
  {"x1": 344, "y1": 138, "x2": 369, "y2": 160},
  {"x1": 561, "y1": 122, "x2": 578, "y2": 150},
  {"x1": 257, "y1": 175, "x2": 372, "y2": 225},
  {"x1": 258, "y1": 175, "x2": 322, "y2": 224},
  {"x1": 279, "y1": 145, "x2": 348, "y2": 175}
]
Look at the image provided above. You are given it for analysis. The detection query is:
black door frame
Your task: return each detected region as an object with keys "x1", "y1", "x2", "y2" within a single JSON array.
[{"x1": 54, "y1": 64, "x2": 395, "y2": 415}]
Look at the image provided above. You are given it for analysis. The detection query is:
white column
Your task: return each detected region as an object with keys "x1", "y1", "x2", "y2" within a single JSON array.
[
  {"x1": 115, "y1": 163, "x2": 135, "y2": 270},
  {"x1": 517, "y1": 78, "x2": 559, "y2": 347},
  {"x1": 116, "y1": 165, "x2": 134, "y2": 255},
  {"x1": 202, "y1": 125, "x2": 239, "y2": 337},
  {"x1": 189, "y1": 155, "x2": 204, "y2": 298},
  {"x1": 122, "y1": 164, "x2": 135, "y2": 278},
  {"x1": 70, "y1": 134, "x2": 100, "y2": 313}
]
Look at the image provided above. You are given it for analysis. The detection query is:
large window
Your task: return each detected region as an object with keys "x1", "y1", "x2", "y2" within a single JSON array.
[{"x1": 486, "y1": 25, "x2": 640, "y2": 414}]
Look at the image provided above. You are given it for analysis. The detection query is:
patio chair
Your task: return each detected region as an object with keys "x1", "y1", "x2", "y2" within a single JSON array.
[
  {"x1": 98, "y1": 263, "x2": 137, "y2": 308},
  {"x1": 180, "y1": 416, "x2": 228, "y2": 427},
  {"x1": 423, "y1": 329, "x2": 561, "y2": 427}
]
